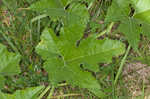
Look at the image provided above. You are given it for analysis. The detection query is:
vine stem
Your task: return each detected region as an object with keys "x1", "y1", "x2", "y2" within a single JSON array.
[{"x1": 114, "y1": 45, "x2": 131, "y2": 85}]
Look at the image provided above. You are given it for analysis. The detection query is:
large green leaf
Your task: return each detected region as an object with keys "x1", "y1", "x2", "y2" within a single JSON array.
[
  {"x1": 0, "y1": 86, "x2": 44, "y2": 99},
  {"x1": 33, "y1": 0, "x2": 125, "y2": 97},
  {"x1": 105, "y1": 0, "x2": 150, "y2": 50},
  {"x1": 133, "y1": 0, "x2": 150, "y2": 24},
  {"x1": 36, "y1": 28, "x2": 125, "y2": 97},
  {"x1": 0, "y1": 44, "x2": 21, "y2": 88}
]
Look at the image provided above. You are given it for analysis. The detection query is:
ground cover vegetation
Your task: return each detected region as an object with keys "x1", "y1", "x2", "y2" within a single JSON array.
[{"x1": 0, "y1": 0, "x2": 150, "y2": 99}]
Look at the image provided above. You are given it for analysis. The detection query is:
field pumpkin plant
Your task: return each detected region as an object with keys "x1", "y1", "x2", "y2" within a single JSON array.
[{"x1": 0, "y1": 0, "x2": 150, "y2": 99}]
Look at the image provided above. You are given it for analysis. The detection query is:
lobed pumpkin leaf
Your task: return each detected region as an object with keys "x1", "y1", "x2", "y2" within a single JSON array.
[
  {"x1": 34, "y1": 0, "x2": 125, "y2": 97},
  {"x1": 36, "y1": 24, "x2": 125, "y2": 98}
]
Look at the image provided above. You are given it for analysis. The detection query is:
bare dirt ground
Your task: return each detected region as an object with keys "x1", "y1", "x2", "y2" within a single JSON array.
[{"x1": 123, "y1": 62, "x2": 150, "y2": 99}]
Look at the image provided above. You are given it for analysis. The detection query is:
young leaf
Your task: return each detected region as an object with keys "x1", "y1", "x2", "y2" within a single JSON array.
[
  {"x1": 0, "y1": 44, "x2": 21, "y2": 88},
  {"x1": 0, "y1": 86, "x2": 44, "y2": 99}
]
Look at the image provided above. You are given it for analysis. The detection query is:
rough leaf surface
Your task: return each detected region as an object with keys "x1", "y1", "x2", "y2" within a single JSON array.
[{"x1": 36, "y1": 28, "x2": 125, "y2": 98}]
